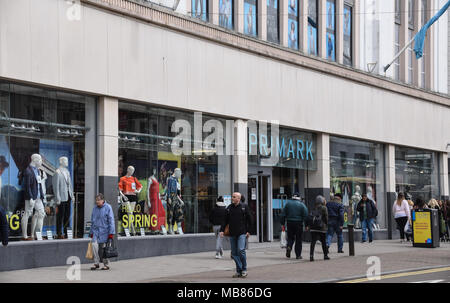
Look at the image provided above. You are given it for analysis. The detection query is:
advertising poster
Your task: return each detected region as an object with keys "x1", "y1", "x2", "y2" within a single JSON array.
[
  {"x1": 244, "y1": 0, "x2": 257, "y2": 37},
  {"x1": 191, "y1": 0, "x2": 207, "y2": 21},
  {"x1": 288, "y1": 0, "x2": 298, "y2": 50},
  {"x1": 307, "y1": 24, "x2": 317, "y2": 55},
  {"x1": 412, "y1": 211, "x2": 432, "y2": 244},
  {"x1": 266, "y1": 0, "x2": 279, "y2": 43},
  {"x1": 219, "y1": 0, "x2": 233, "y2": 29},
  {"x1": 327, "y1": 32, "x2": 335, "y2": 61}
]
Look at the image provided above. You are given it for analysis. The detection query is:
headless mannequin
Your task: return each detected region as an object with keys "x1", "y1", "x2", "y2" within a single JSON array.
[
  {"x1": 147, "y1": 168, "x2": 167, "y2": 235},
  {"x1": 53, "y1": 157, "x2": 74, "y2": 239},
  {"x1": 119, "y1": 166, "x2": 142, "y2": 235},
  {"x1": 351, "y1": 185, "x2": 362, "y2": 228},
  {"x1": 166, "y1": 168, "x2": 185, "y2": 235},
  {"x1": 21, "y1": 154, "x2": 47, "y2": 240}
]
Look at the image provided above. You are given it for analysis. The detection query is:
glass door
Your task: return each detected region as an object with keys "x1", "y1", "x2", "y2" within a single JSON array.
[{"x1": 248, "y1": 169, "x2": 272, "y2": 242}]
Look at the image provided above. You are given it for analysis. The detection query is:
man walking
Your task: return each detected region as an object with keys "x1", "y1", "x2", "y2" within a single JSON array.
[
  {"x1": 356, "y1": 193, "x2": 378, "y2": 243},
  {"x1": 209, "y1": 196, "x2": 228, "y2": 259},
  {"x1": 280, "y1": 193, "x2": 308, "y2": 259},
  {"x1": 220, "y1": 192, "x2": 252, "y2": 278},
  {"x1": 326, "y1": 193, "x2": 345, "y2": 253},
  {"x1": 90, "y1": 193, "x2": 115, "y2": 270}
]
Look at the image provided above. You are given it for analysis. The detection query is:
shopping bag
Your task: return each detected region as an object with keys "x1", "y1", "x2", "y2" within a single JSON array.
[
  {"x1": 280, "y1": 226, "x2": 287, "y2": 248},
  {"x1": 103, "y1": 239, "x2": 119, "y2": 259},
  {"x1": 404, "y1": 220, "x2": 412, "y2": 234},
  {"x1": 85, "y1": 241, "x2": 94, "y2": 260}
]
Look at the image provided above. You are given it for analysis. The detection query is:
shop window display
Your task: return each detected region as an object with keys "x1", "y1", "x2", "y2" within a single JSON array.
[
  {"x1": 330, "y1": 136, "x2": 386, "y2": 229},
  {"x1": 0, "y1": 81, "x2": 96, "y2": 241},
  {"x1": 118, "y1": 102, "x2": 232, "y2": 236}
]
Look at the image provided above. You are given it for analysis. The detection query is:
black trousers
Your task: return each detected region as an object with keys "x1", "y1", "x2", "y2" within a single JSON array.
[
  {"x1": 287, "y1": 221, "x2": 303, "y2": 257},
  {"x1": 310, "y1": 232, "x2": 328, "y2": 257},
  {"x1": 395, "y1": 216, "x2": 409, "y2": 240},
  {"x1": 56, "y1": 200, "x2": 71, "y2": 237}
]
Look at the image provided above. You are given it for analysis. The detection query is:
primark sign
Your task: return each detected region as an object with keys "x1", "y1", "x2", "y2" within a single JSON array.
[{"x1": 170, "y1": 113, "x2": 316, "y2": 170}]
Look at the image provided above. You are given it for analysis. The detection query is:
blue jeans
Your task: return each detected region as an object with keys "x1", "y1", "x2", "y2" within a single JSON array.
[
  {"x1": 361, "y1": 218, "x2": 374, "y2": 242},
  {"x1": 326, "y1": 219, "x2": 343, "y2": 251},
  {"x1": 230, "y1": 234, "x2": 247, "y2": 273}
]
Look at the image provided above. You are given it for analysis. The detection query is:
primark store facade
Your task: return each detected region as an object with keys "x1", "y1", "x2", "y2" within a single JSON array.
[{"x1": 0, "y1": 0, "x2": 448, "y2": 270}]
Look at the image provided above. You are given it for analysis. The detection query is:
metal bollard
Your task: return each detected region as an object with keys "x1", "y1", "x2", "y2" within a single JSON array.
[{"x1": 348, "y1": 224, "x2": 355, "y2": 256}]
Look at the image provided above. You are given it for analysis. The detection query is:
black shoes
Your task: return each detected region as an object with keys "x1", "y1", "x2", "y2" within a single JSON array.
[
  {"x1": 310, "y1": 256, "x2": 314, "y2": 262},
  {"x1": 296, "y1": 256, "x2": 302, "y2": 260},
  {"x1": 324, "y1": 255, "x2": 330, "y2": 260},
  {"x1": 286, "y1": 246, "x2": 291, "y2": 258},
  {"x1": 338, "y1": 250, "x2": 344, "y2": 253}
]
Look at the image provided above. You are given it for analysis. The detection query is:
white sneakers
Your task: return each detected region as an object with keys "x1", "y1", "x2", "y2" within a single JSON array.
[{"x1": 161, "y1": 226, "x2": 167, "y2": 235}]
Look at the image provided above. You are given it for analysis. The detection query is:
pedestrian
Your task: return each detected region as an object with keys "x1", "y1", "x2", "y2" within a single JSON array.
[
  {"x1": 446, "y1": 200, "x2": 450, "y2": 242},
  {"x1": 280, "y1": 192, "x2": 308, "y2": 259},
  {"x1": 220, "y1": 192, "x2": 252, "y2": 278},
  {"x1": 209, "y1": 196, "x2": 227, "y2": 259},
  {"x1": 392, "y1": 192, "x2": 411, "y2": 243},
  {"x1": 356, "y1": 193, "x2": 378, "y2": 243},
  {"x1": 306, "y1": 195, "x2": 329, "y2": 262},
  {"x1": 0, "y1": 205, "x2": 8, "y2": 247},
  {"x1": 326, "y1": 193, "x2": 345, "y2": 253},
  {"x1": 413, "y1": 196, "x2": 427, "y2": 210},
  {"x1": 90, "y1": 193, "x2": 115, "y2": 270}
]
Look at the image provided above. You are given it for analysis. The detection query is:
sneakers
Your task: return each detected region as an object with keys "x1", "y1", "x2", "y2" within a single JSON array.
[
  {"x1": 241, "y1": 271, "x2": 248, "y2": 278},
  {"x1": 286, "y1": 246, "x2": 291, "y2": 258},
  {"x1": 232, "y1": 272, "x2": 242, "y2": 278}
]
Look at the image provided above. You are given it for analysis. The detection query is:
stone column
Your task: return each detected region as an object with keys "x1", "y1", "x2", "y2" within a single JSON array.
[
  {"x1": 233, "y1": 119, "x2": 248, "y2": 196},
  {"x1": 440, "y1": 152, "x2": 449, "y2": 200},
  {"x1": 384, "y1": 144, "x2": 396, "y2": 239},
  {"x1": 306, "y1": 133, "x2": 330, "y2": 210}
]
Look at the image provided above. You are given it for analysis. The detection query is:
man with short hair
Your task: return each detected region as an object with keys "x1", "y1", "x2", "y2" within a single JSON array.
[
  {"x1": 90, "y1": 193, "x2": 115, "y2": 270},
  {"x1": 280, "y1": 193, "x2": 308, "y2": 259},
  {"x1": 356, "y1": 193, "x2": 378, "y2": 243},
  {"x1": 220, "y1": 192, "x2": 252, "y2": 278},
  {"x1": 326, "y1": 193, "x2": 345, "y2": 253}
]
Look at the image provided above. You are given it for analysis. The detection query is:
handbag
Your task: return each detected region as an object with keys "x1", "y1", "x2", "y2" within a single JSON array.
[
  {"x1": 103, "y1": 239, "x2": 119, "y2": 259},
  {"x1": 223, "y1": 224, "x2": 230, "y2": 237},
  {"x1": 85, "y1": 241, "x2": 94, "y2": 260}
]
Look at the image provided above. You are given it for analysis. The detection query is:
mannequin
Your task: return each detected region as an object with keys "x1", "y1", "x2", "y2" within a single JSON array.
[
  {"x1": 118, "y1": 166, "x2": 142, "y2": 235},
  {"x1": 350, "y1": 185, "x2": 362, "y2": 228},
  {"x1": 147, "y1": 168, "x2": 167, "y2": 234},
  {"x1": 21, "y1": 154, "x2": 46, "y2": 240},
  {"x1": 52, "y1": 156, "x2": 74, "y2": 239},
  {"x1": 166, "y1": 168, "x2": 185, "y2": 235},
  {"x1": 31, "y1": 167, "x2": 48, "y2": 238}
]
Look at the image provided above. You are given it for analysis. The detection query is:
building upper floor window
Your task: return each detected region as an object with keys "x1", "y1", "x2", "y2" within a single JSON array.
[
  {"x1": 244, "y1": 0, "x2": 258, "y2": 37},
  {"x1": 343, "y1": 2, "x2": 353, "y2": 66},
  {"x1": 326, "y1": 0, "x2": 336, "y2": 61},
  {"x1": 288, "y1": 0, "x2": 299, "y2": 50},
  {"x1": 395, "y1": 0, "x2": 401, "y2": 24},
  {"x1": 408, "y1": 0, "x2": 414, "y2": 29},
  {"x1": 308, "y1": 0, "x2": 318, "y2": 56},
  {"x1": 267, "y1": 0, "x2": 280, "y2": 44},
  {"x1": 192, "y1": 0, "x2": 208, "y2": 21},
  {"x1": 219, "y1": 0, "x2": 234, "y2": 30}
]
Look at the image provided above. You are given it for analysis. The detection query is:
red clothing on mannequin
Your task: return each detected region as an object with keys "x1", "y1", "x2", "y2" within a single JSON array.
[
  {"x1": 148, "y1": 177, "x2": 166, "y2": 231},
  {"x1": 119, "y1": 175, "x2": 142, "y2": 195}
]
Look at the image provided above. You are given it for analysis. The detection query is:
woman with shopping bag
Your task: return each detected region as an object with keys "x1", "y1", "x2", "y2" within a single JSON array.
[
  {"x1": 89, "y1": 193, "x2": 116, "y2": 270},
  {"x1": 280, "y1": 193, "x2": 308, "y2": 259}
]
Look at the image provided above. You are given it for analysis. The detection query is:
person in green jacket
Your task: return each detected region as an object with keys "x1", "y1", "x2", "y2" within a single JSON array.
[{"x1": 280, "y1": 193, "x2": 308, "y2": 259}]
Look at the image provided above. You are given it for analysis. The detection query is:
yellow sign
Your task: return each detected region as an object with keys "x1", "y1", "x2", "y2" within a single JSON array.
[{"x1": 413, "y1": 211, "x2": 432, "y2": 244}]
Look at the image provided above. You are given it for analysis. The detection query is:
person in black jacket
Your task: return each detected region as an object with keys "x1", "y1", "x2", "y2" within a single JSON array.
[
  {"x1": 326, "y1": 193, "x2": 345, "y2": 253},
  {"x1": 209, "y1": 196, "x2": 228, "y2": 259},
  {"x1": 356, "y1": 194, "x2": 378, "y2": 243},
  {"x1": 0, "y1": 205, "x2": 9, "y2": 246},
  {"x1": 220, "y1": 192, "x2": 252, "y2": 278}
]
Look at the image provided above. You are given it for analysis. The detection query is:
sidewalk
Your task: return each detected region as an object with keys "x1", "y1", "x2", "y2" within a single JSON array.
[{"x1": 1, "y1": 240, "x2": 450, "y2": 283}]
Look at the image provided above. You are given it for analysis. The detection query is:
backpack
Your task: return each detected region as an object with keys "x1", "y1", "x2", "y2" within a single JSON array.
[{"x1": 307, "y1": 209, "x2": 324, "y2": 230}]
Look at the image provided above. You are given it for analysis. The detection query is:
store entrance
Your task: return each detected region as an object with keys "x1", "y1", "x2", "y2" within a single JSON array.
[{"x1": 248, "y1": 167, "x2": 272, "y2": 243}]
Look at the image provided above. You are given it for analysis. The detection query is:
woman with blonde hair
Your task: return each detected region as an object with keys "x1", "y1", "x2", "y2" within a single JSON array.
[{"x1": 392, "y1": 192, "x2": 411, "y2": 243}]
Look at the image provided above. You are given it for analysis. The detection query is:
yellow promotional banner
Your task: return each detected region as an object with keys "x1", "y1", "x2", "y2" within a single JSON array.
[{"x1": 413, "y1": 211, "x2": 432, "y2": 244}]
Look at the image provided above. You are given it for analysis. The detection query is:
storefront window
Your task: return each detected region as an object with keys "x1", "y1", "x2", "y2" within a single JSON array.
[
  {"x1": 288, "y1": 0, "x2": 299, "y2": 50},
  {"x1": 330, "y1": 136, "x2": 386, "y2": 229},
  {"x1": 118, "y1": 102, "x2": 232, "y2": 236},
  {"x1": 0, "y1": 81, "x2": 96, "y2": 241},
  {"x1": 395, "y1": 147, "x2": 440, "y2": 201},
  {"x1": 266, "y1": 0, "x2": 279, "y2": 44}
]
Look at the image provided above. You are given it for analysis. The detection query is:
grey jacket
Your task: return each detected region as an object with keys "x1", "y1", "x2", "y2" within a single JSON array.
[{"x1": 52, "y1": 167, "x2": 74, "y2": 204}]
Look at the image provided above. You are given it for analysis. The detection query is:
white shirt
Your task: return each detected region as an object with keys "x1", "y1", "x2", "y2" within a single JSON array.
[{"x1": 392, "y1": 200, "x2": 410, "y2": 219}]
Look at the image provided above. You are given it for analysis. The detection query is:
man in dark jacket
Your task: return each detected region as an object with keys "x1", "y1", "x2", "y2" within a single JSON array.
[
  {"x1": 0, "y1": 205, "x2": 8, "y2": 246},
  {"x1": 280, "y1": 193, "x2": 308, "y2": 259},
  {"x1": 220, "y1": 192, "x2": 252, "y2": 278},
  {"x1": 326, "y1": 193, "x2": 345, "y2": 253},
  {"x1": 209, "y1": 196, "x2": 228, "y2": 259},
  {"x1": 356, "y1": 193, "x2": 378, "y2": 243}
]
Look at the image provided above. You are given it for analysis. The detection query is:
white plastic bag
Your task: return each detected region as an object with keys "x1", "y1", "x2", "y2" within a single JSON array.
[
  {"x1": 280, "y1": 226, "x2": 287, "y2": 248},
  {"x1": 404, "y1": 220, "x2": 412, "y2": 234}
]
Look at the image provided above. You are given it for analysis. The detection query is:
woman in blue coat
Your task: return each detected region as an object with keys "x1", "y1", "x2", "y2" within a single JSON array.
[{"x1": 90, "y1": 193, "x2": 115, "y2": 270}]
